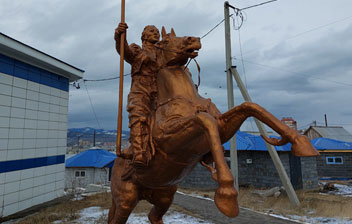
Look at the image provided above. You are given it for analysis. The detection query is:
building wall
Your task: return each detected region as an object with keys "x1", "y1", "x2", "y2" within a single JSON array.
[
  {"x1": 180, "y1": 163, "x2": 217, "y2": 189},
  {"x1": 316, "y1": 152, "x2": 352, "y2": 178},
  {"x1": 237, "y1": 151, "x2": 291, "y2": 188},
  {"x1": 180, "y1": 152, "x2": 291, "y2": 189},
  {"x1": 300, "y1": 157, "x2": 319, "y2": 189},
  {"x1": 180, "y1": 151, "x2": 319, "y2": 190},
  {"x1": 305, "y1": 128, "x2": 321, "y2": 140},
  {"x1": 0, "y1": 53, "x2": 69, "y2": 217},
  {"x1": 65, "y1": 167, "x2": 109, "y2": 189}
]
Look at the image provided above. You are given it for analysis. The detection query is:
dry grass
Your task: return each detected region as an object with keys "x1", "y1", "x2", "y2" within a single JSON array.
[
  {"x1": 238, "y1": 186, "x2": 352, "y2": 219},
  {"x1": 7, "y1": 182, "x2": 352, "y2": 223},
  {"x1": 13, "y1": 191, "x2": 200, "y2": 223},
  {"x1": 16, "y1": 192, "x2": 112, "y2": 224},
  {"x1": 179, "y1": 184, "x2": 352, "y2": 220}
]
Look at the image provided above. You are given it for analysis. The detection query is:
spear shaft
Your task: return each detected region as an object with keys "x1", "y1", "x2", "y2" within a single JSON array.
[{"x1": 116, "y1": 0, "x2": 125, "y2": 156}]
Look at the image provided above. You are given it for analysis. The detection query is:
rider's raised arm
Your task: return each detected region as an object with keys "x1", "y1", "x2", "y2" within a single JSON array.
[{"x1": 114, "y1": 22, "x2": 139, "y2": 64}]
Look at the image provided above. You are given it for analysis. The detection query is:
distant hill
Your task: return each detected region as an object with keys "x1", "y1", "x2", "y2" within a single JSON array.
[{"x1": 67, "y1": 127, "x2": 130, "y2": 146}]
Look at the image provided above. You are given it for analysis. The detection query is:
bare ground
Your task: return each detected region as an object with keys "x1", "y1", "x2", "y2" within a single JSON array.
[
  {"x1": 178, "y1": 180, "x2": 352, "y2": 220},
  {"x1": 5, "y1": 181, "x2": 352, "y2": 223}
]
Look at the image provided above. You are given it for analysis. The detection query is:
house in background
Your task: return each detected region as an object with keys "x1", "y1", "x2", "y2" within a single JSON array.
[
  {"x1": 0, "y1": 33, "x2": 83, "y2": 217},
  {"x1": 312, "y1": 138, "x2": 352, "y2": 179},
  {"x1": 304, "y1": 126, "x2": 352, "y2": 142},
  {"x1": 65, "y1": 148, "x2": 116, "y2": 189},
  {"x1": 180, "y1": 131, "x2": 318, "y2": 190}
]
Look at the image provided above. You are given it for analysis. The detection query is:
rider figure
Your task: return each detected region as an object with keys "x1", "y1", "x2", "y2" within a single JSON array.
[{"x1": 115, "y1": 22, "x2": 160, "y2": 167}]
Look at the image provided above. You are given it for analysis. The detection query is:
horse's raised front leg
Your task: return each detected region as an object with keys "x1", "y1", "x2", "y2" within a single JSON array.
[
  {"x1": 218, "y1": 102, "x2": 319, "y2": 157},
  {"x1": 196, "y1": 112, "x2": 239, "y2": 218}
]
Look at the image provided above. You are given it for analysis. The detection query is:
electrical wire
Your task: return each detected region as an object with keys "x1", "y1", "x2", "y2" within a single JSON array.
[
  {"x1": 232, "y1": 57, "x2": 352, "y2": 87},
  {"x1": 240, "y1": 0, "x2": 278, "y2": 11},
  {"x1": 237, "y1": 14, "x2": 352, "y2": 57},
  {"x1": 200, "y1": 14, "x2": 234, "y2": 39},
  {"x1": 83, "y1": 73, "x2": 131, "y2": 82},
  {"x1": 83, "y1": 81, "x2": 102, "y2": 129}
]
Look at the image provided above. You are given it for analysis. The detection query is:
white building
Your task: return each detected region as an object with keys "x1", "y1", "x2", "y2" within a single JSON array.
[
  {"x1": 65, "y1": 148, "x2": 116, "y2": 189},
  {"x1": 0, "y1": 33, "x2": 83, "y2": 217}
]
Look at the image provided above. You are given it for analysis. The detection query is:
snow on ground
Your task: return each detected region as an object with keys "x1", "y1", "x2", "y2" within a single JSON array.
[
  {"x1": 68, "y1": 206, "x2": 213, "y2": 224},
  {"x1": 287, "y1": 215, "x2": 352, "y2": 224},
  {"x1": 270, "y1": 213, "x2": 352, "y2": 224},
  {"x1": 332, "y1": 183, "x2": 352, "y2": 197},
  {"x1": 320, "y1": 182, "x2": 352, "y2": 197},
  {"x1": 127, "y1": 212, "x2": 214, "y2": 224}
]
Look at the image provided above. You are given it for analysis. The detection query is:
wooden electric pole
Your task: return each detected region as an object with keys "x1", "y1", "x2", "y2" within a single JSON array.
[
  {"x1": 231, "y1": 67, "x2": 300, "y2": 206},
  {"x1": 224, "y1": 1, "x2": 300, "y2": 206},
  {"x1": 224, "y1": 1, "x2": 239, "y2": 191}
]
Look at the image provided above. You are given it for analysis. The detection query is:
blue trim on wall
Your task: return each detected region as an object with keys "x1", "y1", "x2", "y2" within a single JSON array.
[
  {"x1": 0, "y1": 155, "x2": 65, "y2": 173},
  {"x1": 0, "y1": 53, "x2": 69, "y2": 92}
]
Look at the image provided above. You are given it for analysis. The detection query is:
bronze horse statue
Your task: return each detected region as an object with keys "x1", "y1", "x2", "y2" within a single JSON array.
[{"x1": 108, "y1": 27, "x2": 319, "y2": 224}]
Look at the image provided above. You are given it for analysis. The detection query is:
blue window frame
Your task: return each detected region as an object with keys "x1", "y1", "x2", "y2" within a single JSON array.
[{"x1": 326, "y1": 156, "x2": 343, "y2": 165}]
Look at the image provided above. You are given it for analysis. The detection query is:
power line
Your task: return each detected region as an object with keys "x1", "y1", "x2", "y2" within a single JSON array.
[
  {"x1": 232, "y1": 57, "x2": 352, "y2": 87},
  {"x1": 201, "y1": 14, "x2": 233, "y2": 39},
  {"x1": 240, "y1": 0, "x2": 278, "y2": 11},
  {"x1": 83, "y1": 82, "x2": 102, "y2": 129},
  {"x1": 83, "y1": 73, "x2": 131, "y2": 82},
  {"x1": 238, "y1": 14, "x2": 352, "y2": 57}
]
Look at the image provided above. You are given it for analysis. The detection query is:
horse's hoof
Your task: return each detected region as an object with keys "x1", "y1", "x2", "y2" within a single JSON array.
[
  {"x1": 214, "y1": 186, "x2": 239, "y2": 217},
  {"x1": 148, "y1": 213, "x2": 164, "y2": 224},
  {"x1": 291, "y1": 135, "x2": 320, "y2": 157}
]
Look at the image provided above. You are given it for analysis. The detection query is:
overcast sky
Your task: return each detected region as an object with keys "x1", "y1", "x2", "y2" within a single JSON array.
[{"x1": 1, "y1": 0, "x2": 352, "y2": 134}]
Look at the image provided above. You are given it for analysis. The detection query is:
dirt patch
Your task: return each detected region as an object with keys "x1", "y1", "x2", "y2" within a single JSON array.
[
  {"x1": 14, "y1": 192, "x2": 112, "y2": 224},
  {"x1": 8, "y1": 191, "x2": 203, "y2": 223},
  {"x1": 178, "y1": 182, "x2": 352, "y2": 220}
]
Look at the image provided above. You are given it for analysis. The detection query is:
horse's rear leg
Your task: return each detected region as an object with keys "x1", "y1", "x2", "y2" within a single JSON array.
[
  {"x1": 109, "y1": 180, "x2": 139, "y2": 224},
  {"x1": 146, "y1": 185, "x2": 177, "y2": 224},
  {"x1": 218, "y1": 102, "x2": 319, "y2": 157},
  {"x1": 108, "y1": 157, "x2": 139, "y2": 224},
  {"x1": 196, "y1": 112, "x2": 239, "y2": 218}
]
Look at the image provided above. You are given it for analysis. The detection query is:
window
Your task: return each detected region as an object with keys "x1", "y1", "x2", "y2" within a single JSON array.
[
  {"x1": 75, "y1": 170, "x2": 86, "y2": 177},
  {"x1": 326, "y1": 156, "x2": 343, "y2": 165}
]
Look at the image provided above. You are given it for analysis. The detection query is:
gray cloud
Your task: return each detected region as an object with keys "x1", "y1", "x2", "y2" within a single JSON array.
[{"x1": 1, "y1": 0, "x2": 352, "y2": 134}]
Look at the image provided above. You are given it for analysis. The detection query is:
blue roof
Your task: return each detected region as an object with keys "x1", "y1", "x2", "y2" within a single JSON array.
[
  {"x1": 223, "y1": 131, "x2": 352, "y2": 152},
  {"x1": 223, "y1": 131, "x2": 291, "y2": 152},
  {"x1": 66, "y1": 149, "x2": 117, "y2": 168},
  {"x1": 311, "y1": 138, "x2": 352, "y2": 150}
]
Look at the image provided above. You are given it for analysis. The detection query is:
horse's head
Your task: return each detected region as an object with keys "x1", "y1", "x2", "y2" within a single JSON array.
[{"x1": 156, "y1": 27, "x2": 201, "y2": 66}]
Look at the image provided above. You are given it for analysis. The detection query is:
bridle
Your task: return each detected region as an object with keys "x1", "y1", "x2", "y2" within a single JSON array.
[{"x1": 154, "y1": 43, "x2": 201, "y2": 88}]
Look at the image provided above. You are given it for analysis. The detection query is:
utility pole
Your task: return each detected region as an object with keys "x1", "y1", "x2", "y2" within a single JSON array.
[
  {"x1": 224, "y1": 1, "x2": 300, "y2": 206},
  {"x1": 224, "y1": 1, "x2": 239, "y2": 191},
  {"x1": 230, "y1": 66, "x2": 300, "y2": 206},
  {"x1": 93, "y1": 129, "x2": 96, "y2": 147}
]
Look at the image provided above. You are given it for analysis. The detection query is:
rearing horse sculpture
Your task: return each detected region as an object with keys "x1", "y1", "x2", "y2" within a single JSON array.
[{"x1": 108, "y1": 27, "x2": 319, "y2": 224}]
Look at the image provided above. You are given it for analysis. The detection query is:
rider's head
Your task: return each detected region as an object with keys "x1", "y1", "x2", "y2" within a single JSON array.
[{"x1": 141, "y1": 25, "x2": 160, "y2": 44}]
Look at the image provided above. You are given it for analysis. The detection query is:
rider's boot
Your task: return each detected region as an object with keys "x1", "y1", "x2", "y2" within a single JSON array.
[{"x1": 130, "y1": 122, "x2": 149, "y2": 167}]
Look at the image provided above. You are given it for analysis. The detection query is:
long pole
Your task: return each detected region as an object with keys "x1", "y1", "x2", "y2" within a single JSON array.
[
  {"x1": 230, "y1": 66, "x2": 300, "y2": 206},
  {"x1": 116, "y1": 0, "x2": 126, "y2": 155},
  {"x1": 224, "y1": 1, "x2": 239, "y2": 191}
]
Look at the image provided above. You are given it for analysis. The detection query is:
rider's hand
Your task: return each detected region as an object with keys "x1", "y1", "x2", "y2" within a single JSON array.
[{"x1": 115, "y1": 22, "x2": 128, "y2": 40}]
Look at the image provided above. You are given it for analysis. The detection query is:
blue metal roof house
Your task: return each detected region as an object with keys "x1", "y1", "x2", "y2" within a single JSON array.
[
  {"x1": 66, "y1": 148, "x2": 117, "y2": 168},
  {"x1": 65, "y1": 149, "x2": 116, "y2": 189},
  {"x1": 181, "y1": 131, "x2": 318, "y2": 190},
  {"x1": 311, "y1": 138, "x2": 352, "y2": 179}
]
